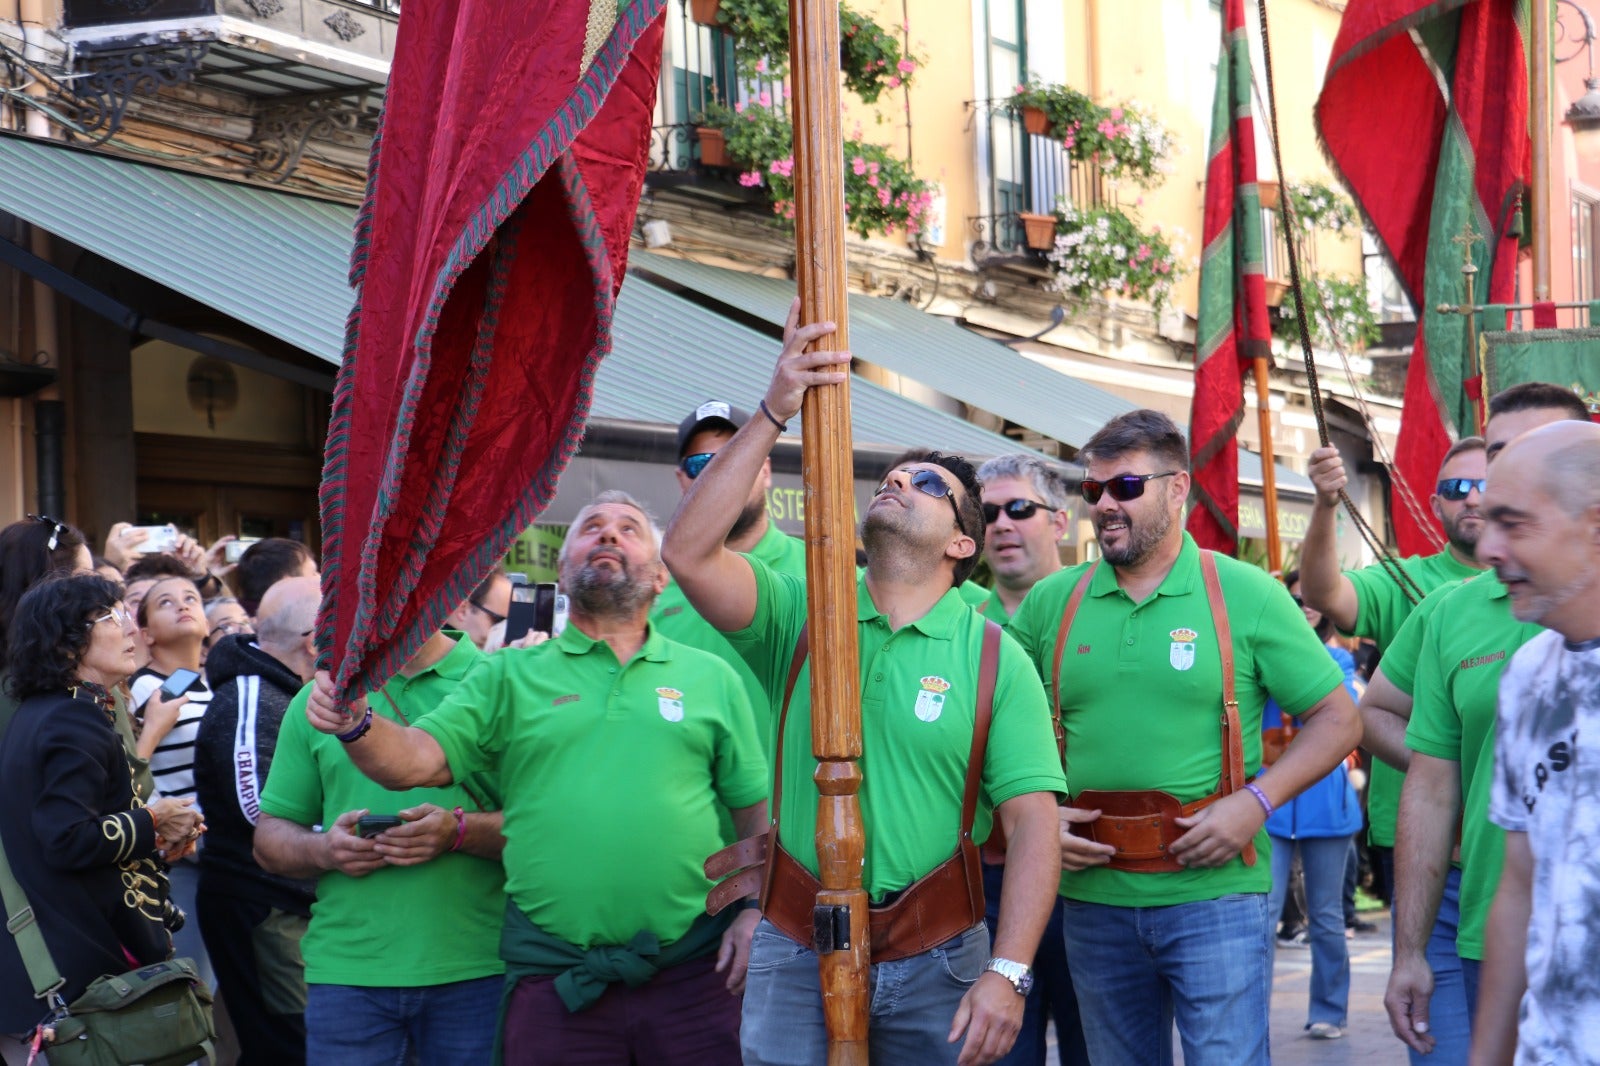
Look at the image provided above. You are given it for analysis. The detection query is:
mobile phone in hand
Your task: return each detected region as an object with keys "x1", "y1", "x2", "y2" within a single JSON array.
[
  {"x1": 356, "y1": 815, "x2": 403, "y2": 838},
  {"x1": 505, "y1": 577, "x2": 558, "y2": 644},
  {"x1": 159, "y1": 668, "x2": 201, "y2": 701}
]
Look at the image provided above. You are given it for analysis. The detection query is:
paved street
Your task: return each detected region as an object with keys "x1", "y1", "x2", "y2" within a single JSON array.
[{"x1": 1269, "y1": 910, "x2": 1407, "y2": 1065}]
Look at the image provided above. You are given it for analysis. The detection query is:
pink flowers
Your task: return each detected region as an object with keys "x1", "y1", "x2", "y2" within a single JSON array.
[
  {"x1": 897, "y1": 58, "x2": 916, "y2": 75},
  {"x1": 758, "y1": 91, "x2": 772, "y2": 108},
  {"x1": 1135, "y1": 244, "x2": 1151, "y2": 262},
  {"x1": 739, "y1": 171, "x2": 763, "y2": 187},
  {"x1": 852, "y1": 156, "x2": 868, "y2": 175},
  {"x1": 755, "y1": 57, "x2": 768, "y2": 74},
  {"x1": 769, "y1": 156, "x2": 794, "y2": 177},
  {"x1": 887, "y1": 77, "x2": 901, "y2": 89}
]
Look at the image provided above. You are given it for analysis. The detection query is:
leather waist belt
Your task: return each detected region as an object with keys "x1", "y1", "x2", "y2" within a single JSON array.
[{"x1": 1068, "y1": 786, "x2": 1256, "y2": 872}]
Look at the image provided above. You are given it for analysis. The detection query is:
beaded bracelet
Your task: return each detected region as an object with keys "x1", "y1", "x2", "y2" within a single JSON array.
[
  {"x1": 1243, "y1": 782, "x2": 1274, "y2": 818},
  {"x1": 449, "y1": 807, "x2": 467, "y2": 852},
  {"x1": 337, "y1": 705, "x2": 374, "y2": 744}
]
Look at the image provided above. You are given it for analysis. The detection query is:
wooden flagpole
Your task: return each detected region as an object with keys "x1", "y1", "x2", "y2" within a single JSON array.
[
  {"x1": 1252, "y1": 358, "x2": 1283, "y2": 574},
  {"x1": 1531, "y1": 0, "x2": 1553, "y2": 299},
  {"x1": 788, "y1": 0, "x2": 871, "y2": 1060}
]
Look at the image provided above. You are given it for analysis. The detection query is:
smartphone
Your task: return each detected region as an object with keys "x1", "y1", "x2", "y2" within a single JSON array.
[
  {"x1": 355, "y1": 815, "x2": 403, "y2": 838},
  {"x1": 158, "y1": 667, "x2": 201, "y2": 701},
  {"x1": 505, "y1": 576, "x2": 558, "y2": 644},
  {"x1": 224, "y1": 537, "x2": 261, "y2": 563},
  {"x1": 131, "y1": 524, "x2": 178, "y2": 554}
]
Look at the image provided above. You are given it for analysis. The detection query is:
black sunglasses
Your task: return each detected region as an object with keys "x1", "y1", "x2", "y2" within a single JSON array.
[
  {"x1": 983, "y1": 498, "x2": 1049, "y2": 524},
  {"x1": 27, "y1": 513, "x2": 66, "y2": 552},
  {"x1": 1436, "y1": 478, "x2": 1487, "y2": 502},
  {"x1": 680, "y1": 452, "x2": 715, "y2": 479},
  {"x1": 1080, "y1": 471, "x2": 1178, "y2": 505},
  {"x1": 470, "y1": 599, "x2": 506, "y2": 625},
  {"x1": 879, "y1": 468, "x2": 966, "y2": 537}
]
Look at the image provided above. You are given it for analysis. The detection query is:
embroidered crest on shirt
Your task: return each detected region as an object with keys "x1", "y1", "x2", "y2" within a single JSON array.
[
  {"x1": 1169, "y1": 628, "x2": 1198, "y2": 671},
  {"x1": 915, "y1": 676, "x2": 950, "y2": 722},
  {"x1": 656, "y1": 686, "x2": 684, "y2": 722}
]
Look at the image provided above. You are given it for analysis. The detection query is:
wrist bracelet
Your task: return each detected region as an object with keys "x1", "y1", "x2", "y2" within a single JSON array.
[
  {"x1": 733, "y1": 898, "x2": 760, "y2": 912},
  {"x1": 337, "y1": 705, "x2": 374, "y2": 744},
  {"x1": 449, "y1": 807, "x2": 467, "y2": 852},
  {"x1": 758, "y1": 399, "x2": 789, "y2": 432},
  {"x1": 147, "y1": 805, "x2": 161, "y2": 831},
  {"x1": 1243, "y1": 782, "x2": 1274, "y2": 817}
]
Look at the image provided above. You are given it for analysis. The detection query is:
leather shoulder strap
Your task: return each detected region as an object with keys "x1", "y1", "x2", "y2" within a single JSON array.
[
  {"x1": 960, "y1": 621, "x2": 1003, "y2": 839},
  {"x1": 1049, "y1": 562, "x2": 1098, "y2": 765},
  {"x1": 1199, "y1": 551, "x2": 1245, "y2": 798},
  {"x1": 769, "y1": 623, "x2": 810, "y2": 827}
]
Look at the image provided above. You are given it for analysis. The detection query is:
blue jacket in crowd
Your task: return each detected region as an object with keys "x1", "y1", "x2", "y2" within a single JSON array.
[{"x1": 1262, "y1": 645, "x2": 1362, "y2": 840}]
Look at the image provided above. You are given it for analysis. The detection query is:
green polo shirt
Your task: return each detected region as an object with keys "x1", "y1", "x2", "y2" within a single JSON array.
[
  {"x1": 727, "y1": 559, "x2": 1065, "y2": 901},
  {"x1": 415, "y1": 624, "x2": 767, "y2": 950},
  {"x1": 259, "y1": 636, "x2": 506, "y2": 987},
  {"x1": 651, "y1": 521, "x2": 807, "y2": 757},
  {"x1": 1346, "y1": 549, "x2": 1483, "y2": 848},
  {"x1": 980, "y1": 590, "x2": 1013, "y2": 626},
  {"x1": 1405, "y1": 574, "x2": 1539, "y2": 960},
  {"x1": 959, "y1": 580, "x2": 992, "y2": 608},
  {"x1": 1009, "y1": 534, "x2": 1344, "y2": 906}
]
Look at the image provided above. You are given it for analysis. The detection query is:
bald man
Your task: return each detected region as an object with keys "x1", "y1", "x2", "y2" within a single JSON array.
[
  {"x1": 1472, "y1": 420, "x2": 1600, "y2": 1066},
  {"x1": 195, "y1": 574, "x2": 323, "y2": 1064}
]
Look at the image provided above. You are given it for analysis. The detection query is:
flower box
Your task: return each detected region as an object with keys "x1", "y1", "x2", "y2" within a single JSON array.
[
  {"x1": 689, "y1": 0, "x2": 722, "y2": 26},
  {"x1": 1020, "y1": 105, "x2": 1050, "y2": 137},
  {"x1": 696, "y1": 127, "x2": 729, "y2": 168},
  {"x1": 1263, "y1": 278, "x2": 1290, "y2": 307},
  {"x1": 1018, "y1": 212, "x2": 1058, "y2": 251},
  {"x1": 1258, "y1": 180, "x2": 1281, "y2": 210}
]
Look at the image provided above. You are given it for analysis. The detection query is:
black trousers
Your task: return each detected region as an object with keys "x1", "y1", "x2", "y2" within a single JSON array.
[{"x1": 196, "y1": 888, "x2": 309, "y2": 1066}]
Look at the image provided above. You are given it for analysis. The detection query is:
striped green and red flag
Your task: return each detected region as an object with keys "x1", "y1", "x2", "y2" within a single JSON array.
[
  {"x1": 1316, "y1": 0, "x2": 1529, "y2": 555},
  {"x1": 316, "y1": 0, "x2": 668, "y2": 704},
  {"x1": 1187, "y1": 0, "x2": 1272, "y2": 555}
]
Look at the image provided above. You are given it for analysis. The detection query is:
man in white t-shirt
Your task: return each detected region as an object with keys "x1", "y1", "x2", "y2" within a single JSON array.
[{"x1": 1473, "y1": 418, "x2": 1600, "y2": 1065}]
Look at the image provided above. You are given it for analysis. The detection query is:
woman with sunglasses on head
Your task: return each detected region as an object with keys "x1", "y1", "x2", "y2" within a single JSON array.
[{"x1": 0, "y1": 574, "x2": 203, "y2": 1059}]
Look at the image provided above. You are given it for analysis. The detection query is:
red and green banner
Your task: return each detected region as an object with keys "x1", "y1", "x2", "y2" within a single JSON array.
[
  {"x1": 1188, "y1": 0, "x2": 1272, "y2": 555},
  {"x1": 1316, "y1": 0, "x2": 1529, "y2": 556},
  {"x1": 317, "y1": 0, "x2": 667, "y2": 703}
]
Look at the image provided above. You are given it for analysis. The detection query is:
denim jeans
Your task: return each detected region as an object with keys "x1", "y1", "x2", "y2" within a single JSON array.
[
  {"x1": 982, "y1": 862, "x2": 1089, "y2": 1066},
  {"x1": 1267, "y1": 834, "x2": 1351, "y2": 1028},
  {"x1": 1060, "y1": 894, "x2": 1271, "y2": 1066},
  {"x1": 741, "y1": 918, "x2": 989, "y2": 1065},
  {"x1": 1398, "y1": 867, "x2": 1471, "y2": 1066},
  {"x1": 304, "y1": 975, "x2": 503, "y2": 1066}
]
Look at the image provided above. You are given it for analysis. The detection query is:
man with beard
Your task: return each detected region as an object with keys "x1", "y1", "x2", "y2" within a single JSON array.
[
  {"x1": 1472, "y1": 420, "x2": 1600, "y2": 1066},
  {"x1": 1353, "y1": 383, "x2": 1593, "y2": 1064},
  {"x1": 1006, "y1": 408, "x2": 1361, "y2": 1065},
  {"x1": 653, "y1": 401, "x2": 806, "y2": 758},
  {"x1": 301, "y1": 491, "x2": 768, "y2": 1064},
  {"x1": 661, "y1": 305, "x2": 1067, "y2": 1066}
]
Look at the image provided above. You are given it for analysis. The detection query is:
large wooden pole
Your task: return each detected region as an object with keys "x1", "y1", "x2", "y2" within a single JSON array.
[
  {"x1": 1532, "y1": 0, "x2": 1553, "y2": 299},
  {"x1": 788, "y1": 0, "x2": 870, "y2": 1061},
  {"x1": 1251, "y1": 356, "x2": 1283, "y2": 574}
]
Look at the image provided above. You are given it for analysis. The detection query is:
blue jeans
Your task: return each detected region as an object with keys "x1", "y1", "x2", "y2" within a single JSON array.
[
  {"x1": 1267, "y1": 834, "x2": 1350, "y2": 1028},
  {"x1": 304, "y1": 976, "x2": 502, "y2": 1066},
  {"x1": 1398, "y1": 867, "x2": 1471, "y2": 1066},
  {"x1": 741, "y1": 918, "x2": 989, "y2": 1065},
  {"x1": 1061, "y1": 894, "x2": 1271, "y2": 1066},
  {"x1": 982, "y1": 863, "x2": 1089, "y2": 1066}
]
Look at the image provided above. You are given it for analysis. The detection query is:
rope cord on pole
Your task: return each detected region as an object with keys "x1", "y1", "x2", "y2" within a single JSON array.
[{"x1": 1251, "y1": 0, "x2": 1429, "y2": 606}]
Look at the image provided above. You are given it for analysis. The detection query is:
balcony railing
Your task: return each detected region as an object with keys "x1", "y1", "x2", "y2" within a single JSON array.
[{"x1": 967, "y1": 100, "x2": 1111, "y2": 262}]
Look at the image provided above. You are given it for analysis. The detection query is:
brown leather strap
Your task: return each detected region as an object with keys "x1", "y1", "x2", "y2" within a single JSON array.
[
  {"x1": 769, "y1": 623, "x2": 811, "y2": 829},
  {"x1": 1049, "y1": 563, "x2": 1098, "y2": 766},
  {"x1": 962, "y1": 622, "x2": 1002, "y2": 839},
  {"x1": 1198, "y1": 549, "x2": 1253, "y2": 866}
]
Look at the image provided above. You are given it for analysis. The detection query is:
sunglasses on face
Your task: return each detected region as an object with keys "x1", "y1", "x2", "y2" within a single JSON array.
[
  {"x1": 982, "y1": 498, "x2": 1049, "y2": 525},
  {"x1": 469, "y1": 599, "x2": 506, "y2": 625},
  {"x1": 879, "y1": 468, "x2": 967, "y2": 537},
  {"x1": 28, "y1": 513, "x2": 66, "y2": 552},
  {"x1": 1080, "y1": 471, "x2": 1178, "y2": 505},
  {"x1": 680, "y1": 452, "x2": 715, "y2": 479},
  {"x1": 1436, "y1": 478, "x2": 1487, "y2": 502}
]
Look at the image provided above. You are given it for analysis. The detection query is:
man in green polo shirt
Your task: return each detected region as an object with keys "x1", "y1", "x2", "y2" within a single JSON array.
[
  {"x1": 256, "y1": 628, "x2": 508, "y2": 1066},
  {"x1": 301, "y1": 490, "x2": 768, "y2": 1064},
  {"x1": 1360, "y1": 383, "x2": 1592, "y2": 1064},
  {"x1": 661, "y1": 308, "x2": 1066, "y2": 1066},
  {"x1": 1007, "y1": 408, "x2": 1360, "y2": 1065}
]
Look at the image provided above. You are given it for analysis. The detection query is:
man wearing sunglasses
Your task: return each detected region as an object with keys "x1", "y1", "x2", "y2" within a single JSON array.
[
  {"x1": 661, "y1": 303, "x2": 1067, "y2": 1066},
  {"x1": 1007, "y1": 409, "x2": 1361, "y2": 1065},
  {"x1": 443, "y1": 565, "x2": 514, "y2": 650}
]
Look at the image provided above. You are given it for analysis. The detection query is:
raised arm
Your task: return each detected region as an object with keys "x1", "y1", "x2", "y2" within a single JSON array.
[
  {"x1": 305, "y1": 671, "x2": 453, "y2": 789},
  {"x1": 661, "y1": 297, "x2": 848, "y2": 633},
  {"x1": 1300, "y1": 446, "x2": 1361, "y2": 632}
]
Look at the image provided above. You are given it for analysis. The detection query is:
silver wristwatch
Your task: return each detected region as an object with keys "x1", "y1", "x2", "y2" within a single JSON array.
[{"x1": 983, "y1": 957, "x2": 1034, "y2": 996}]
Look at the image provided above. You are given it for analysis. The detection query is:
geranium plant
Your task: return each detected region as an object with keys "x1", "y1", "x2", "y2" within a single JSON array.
[
  {"x1": 1043, "y1": 201, "x2": 1183, "y2": 310},
  {"x1": 710, "y1": 0, "x2": 919, "y2": 102},
  {"x1": 1007, "y1": 79, "x2": 1173, "y2": 188},
  {"x1": 1275, "y1": 273, "x2": 1380, "y2": 351},
  {"x1": 1284, "y1": 181, "x2": 1359, "y2": 237}
]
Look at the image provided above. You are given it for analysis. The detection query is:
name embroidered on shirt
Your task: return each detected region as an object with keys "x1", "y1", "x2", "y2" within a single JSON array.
[
  {"x1": 1077, "y1": 644, "x2": 1091, "y2": 655},
  {"x1": 1460, "y1": 650, "x2": 1507, "y2": 671},
  {"x1": 915, "y1": 676, "x2": 950, "y2": 722},
  {"x1": 553, "y1": 694, "x2": 581, "y2": 706},
  {"x1": 661, "y1": 606, "x2": 682, "y2": 617},
  {"x1": 657, "y1": 687, "x2": 685, "y2": 722}
]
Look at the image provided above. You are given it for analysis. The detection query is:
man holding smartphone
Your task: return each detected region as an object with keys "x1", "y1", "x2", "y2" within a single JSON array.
[{"x1": 301, "y1": 491, "x2": 768, "y2": 1065}]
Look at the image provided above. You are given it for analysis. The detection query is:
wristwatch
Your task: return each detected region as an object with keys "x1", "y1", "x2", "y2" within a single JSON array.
[{"x1": 983, "y1": 957, "x2": 1034, "y2": 996}]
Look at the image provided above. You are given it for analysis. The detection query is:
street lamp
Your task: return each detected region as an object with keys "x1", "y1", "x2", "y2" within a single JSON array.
[{"x1": 1558, "y1": 0, "x2": 1600, "y2": 164}]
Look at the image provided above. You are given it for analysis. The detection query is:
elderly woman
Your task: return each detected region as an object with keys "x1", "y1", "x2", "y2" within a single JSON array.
[{"x1": 0, "y1": 574, "x2": 202, "y2": 1045}]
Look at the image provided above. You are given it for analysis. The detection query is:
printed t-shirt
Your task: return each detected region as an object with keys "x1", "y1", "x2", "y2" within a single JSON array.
[
  {"x1": 416, "y1": 624, "x2": 767, "y2": 950},
  {"x1": 130, "y1": 667, "x2": 213, "y2": 807},
  {"x1": 1345, "y1": 549, "x2": 1483, "y2": 848},
  {"x1": 258, "y1": 636, "x2": 506, "y2": 987},
  {"x1": 727, "y1": 559, "x2": 1065, "y2": 901},
  {"x1": 1488, "y1": 630, "x2": 1600, "y2": 1066},
  {"x1": 1406, "y1": 574, "x2": 1541, "y2": 960},
  {"x1": 1008, "y1": 533, "x2": 1344, "y2": 906},
  {"x1": 652, "y1": 521, "x2": 806, "y2": 758}
]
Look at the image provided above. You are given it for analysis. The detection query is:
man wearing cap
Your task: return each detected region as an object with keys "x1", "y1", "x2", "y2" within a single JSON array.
[{"x1": 653, "y1": 400, "x2": 807, "y2": 755}]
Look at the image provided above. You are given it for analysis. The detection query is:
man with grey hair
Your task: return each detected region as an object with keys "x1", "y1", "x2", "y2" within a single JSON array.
[
  {"x1": 1471, "y1": 419, "x2": 1600, "y2": 1066},
  {"x1": 194, "y1": 574, "x2": 324, "y2": 1063},
  {"x1": 299, "y1": 490, "x2": 769, "y2": 1063}
]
